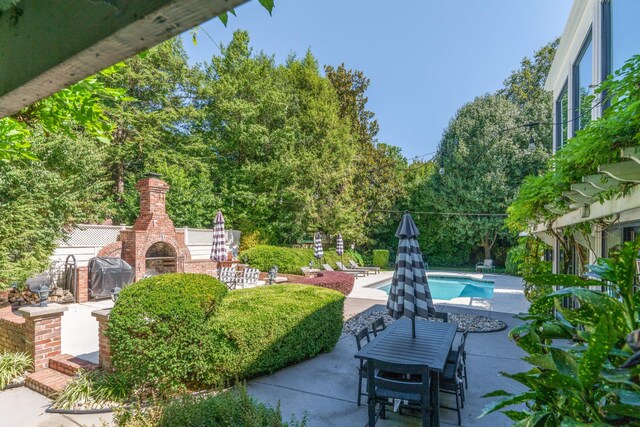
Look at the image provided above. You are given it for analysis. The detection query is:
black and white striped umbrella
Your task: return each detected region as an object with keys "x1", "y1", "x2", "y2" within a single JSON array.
[
  {"x1": 387, "y1": 212, "x2": 436, "y2": 338},
  {"x1": 336, "y1": 233, "x2": 344, "y2": 256},
  {"x1": 313, "y1": 232, "x2": 324, "y2": 259},
  {"x1": 210, "y1": 210, "x2": 228, "y2": 263}
]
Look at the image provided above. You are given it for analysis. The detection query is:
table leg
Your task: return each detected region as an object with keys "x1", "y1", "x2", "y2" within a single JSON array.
[{"x1": 431, "y1": 371, "x2": 440, "y2": 426}]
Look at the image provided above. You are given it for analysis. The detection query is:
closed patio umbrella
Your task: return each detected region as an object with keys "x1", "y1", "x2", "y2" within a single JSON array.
[
  {"x1": 313, "y1": 232, "x2": 324, "y2": 267},
  {"x1": 387, "y1": 212, "x2": 436, "y2": 338},
  {"x1": 336, "y1": 233, "x2": 344, "y2": 264},
  {"x1": 210, "y1": 210, "x2": 228, "y2": 263}
]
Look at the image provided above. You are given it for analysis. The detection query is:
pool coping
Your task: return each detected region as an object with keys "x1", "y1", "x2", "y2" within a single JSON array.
[
  {"x1": 366, "y1": 273, "x2": 495, "y2": 311},
  {"x1": 348, "y1": 271, "x2": 529, "y2": 315}
]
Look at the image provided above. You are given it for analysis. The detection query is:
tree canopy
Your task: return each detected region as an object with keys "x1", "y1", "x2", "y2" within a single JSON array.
[{"x1": 0, "y1": 33, "x2": 559, "y2": 286}]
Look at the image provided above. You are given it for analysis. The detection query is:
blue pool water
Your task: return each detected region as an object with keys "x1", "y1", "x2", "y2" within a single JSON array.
[{"x1": 374, "y1": 276, "x2": 494, "y2": 300}]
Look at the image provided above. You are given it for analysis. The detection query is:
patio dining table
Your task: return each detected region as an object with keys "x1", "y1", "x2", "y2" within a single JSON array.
[{"x1": 354, "y1": 317, "x2": 458, "y2": 426}]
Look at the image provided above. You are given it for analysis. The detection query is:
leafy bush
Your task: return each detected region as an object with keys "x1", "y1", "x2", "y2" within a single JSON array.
[
  {"x1": 108, "y1": 277, "x2": 343, "y2": 392},
  {"x1": 0, "y1": 352, "x2": 31, "y2": 389},
  {"x1": 107, "y1": 274, "x2": 228, "y2": 392},
  {"x1": 293, "y1": 271, "x2": 354, "y2": 296},
  {"x1": 205, "y1": 285, "x2": 344, "y2": 387},
  {"x1": 240, "y1": 245, "x2": 364, "y2": 274},
  {"x1": 115, "y1": 386, "x2": 306, "y2": 427},
  {"x1": 505, "y1": 237, "x2": 552, "y2": 277},
  {"x1": 482, "y1": 239, "x2": 640, "y2": 425},
  {"x1": 239, "y1": 230, "x2": 267, "y2": 252},
  {"x1": 371, "y1": 249, "x2": 389, "y2": 268}
]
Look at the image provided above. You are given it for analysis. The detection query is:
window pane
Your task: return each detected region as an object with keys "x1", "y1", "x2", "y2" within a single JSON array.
[
  {"x1": 612, "y1": 0, "x2": 640, "y2": 75},
  {"x1": 574, "y1": 36, "x2": 592, "y2": 132},
  {"x1": 556, "y1": 84, "x2": 568, "y2": 150}
]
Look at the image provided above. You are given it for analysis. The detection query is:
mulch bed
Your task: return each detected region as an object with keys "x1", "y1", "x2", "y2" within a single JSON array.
[{"x1": 343, "y1": 310, "x2": 507, "y2": 335}]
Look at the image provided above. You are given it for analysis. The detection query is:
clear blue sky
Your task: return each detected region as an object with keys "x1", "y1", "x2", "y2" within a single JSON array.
[{"x1": 181, "y1": 0, "x2": 573, "y2": 161}]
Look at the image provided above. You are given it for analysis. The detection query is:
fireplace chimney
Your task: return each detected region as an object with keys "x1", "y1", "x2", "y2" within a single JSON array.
[{"x1": 133, "y1": 174, "x2": 170, "y2": 231}]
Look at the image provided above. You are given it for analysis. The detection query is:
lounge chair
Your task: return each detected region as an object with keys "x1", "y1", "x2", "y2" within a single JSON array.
[
  {"x1": 336, "y1": 261, "x2": 371, "y2": 276},
  {"x1": 322, "y1": 264, "x2": 366, "y2": 278},
  {"x1": 218, "y1": 266, "x2": 237, "y2": 290},
  {"x1": 349, "y1": 260, "x2": 380, "y2": 274},
  {"x1": 475, "y1": 259, "x2": 496, "y2": 273},
  {"x1": 236, "y1": 267, "x2": 259, "y2": 288}
]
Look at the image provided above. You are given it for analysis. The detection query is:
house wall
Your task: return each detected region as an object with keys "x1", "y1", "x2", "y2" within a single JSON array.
[{"x1": 543, "y1": 0, "x2": 640, "y2": 272}]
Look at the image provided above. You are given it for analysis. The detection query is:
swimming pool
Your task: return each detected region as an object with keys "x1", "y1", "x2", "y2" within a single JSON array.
[{"x1": 373, "y1": 276, "x2": 494, "y2": 300}]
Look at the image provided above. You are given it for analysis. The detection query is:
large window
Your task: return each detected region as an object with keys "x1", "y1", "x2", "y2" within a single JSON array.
[
  {"x1": 608, "y1": 0, "x2": 640, "y2": 76},
  {"x1": 555, "y1": 82, "x2": 569, "y2": 150},
  {"x1": 573, "y1": 32, "x2": 593, "y2": 133}
]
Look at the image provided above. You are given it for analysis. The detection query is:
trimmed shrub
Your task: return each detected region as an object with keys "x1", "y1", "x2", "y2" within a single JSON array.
[
  {"x1": 115, "y1": 387, "x2": 306, "y2": 427},
  {"x1": 371, "y1": 249, "x2": 390, "y2": 268},
  {"x1": 240, "y1": 245, "x2": 364, "y2": 274},
  {"x1": 108, "y1": 277, "x2": 343, "y2": 393},
  {"x1": 293, "y1": 271, "x2": 354, "y2": 296},
  {"x1": 107, "y1": 274, "x2": 228, "y2": 392},
  {"x1": 205, "y1": 285, "x2": 344, "y2": 387}
]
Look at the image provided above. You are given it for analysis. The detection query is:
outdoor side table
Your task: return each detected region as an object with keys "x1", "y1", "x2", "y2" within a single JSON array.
[{"x1": 354, "y1": 317, "x2": 458, "y2": 426}]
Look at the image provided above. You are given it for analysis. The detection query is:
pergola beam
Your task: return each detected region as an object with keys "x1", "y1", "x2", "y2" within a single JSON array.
[
  {"x1": 598, "y1": 161, "x2": 640, "y2": 183},
  {"x1": 0, "y1": 0, "x2": 249, "y2": 118},
  {"x1": 571, "y1": 182, "x2": 603, "y2": 198},
  {"x1": 582, "y1": 174, "x2": 622, "y2": 190},
  {"x1": 622, "y1": 146, "x2": 640, "y2": 164},
  {"x1": 562, "y1": 191, "x2": 593, "y2": 205}
]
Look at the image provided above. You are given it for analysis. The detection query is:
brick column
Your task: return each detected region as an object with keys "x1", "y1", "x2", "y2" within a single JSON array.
[
  {"x1": 18, "y1": 304, "x2": 68, "y2": 371},
  {"x1": 76, "y1": 266, "x2": 89, "y2": 303},
  {"x1": 92, "y1": 309, "x2": 112, "y2": 371}
]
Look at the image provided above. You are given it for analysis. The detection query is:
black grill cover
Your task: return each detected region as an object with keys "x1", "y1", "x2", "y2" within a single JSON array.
[{"x1": 88, "y1": 257, "x2": 135, "y2": 299}]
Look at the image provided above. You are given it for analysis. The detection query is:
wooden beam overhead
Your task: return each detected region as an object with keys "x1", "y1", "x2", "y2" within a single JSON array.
[
  {"x1": 598, "y1": 161, "x2": 640, "y2": 183},
  {"x1": 571, "y1": 182, "x2": 603, "y2": 198},
  {"x1": 0, "y1": 0, "x2": 249, "y2": 118},
  {"x1": 562, "y1": 191, "x2": 593, "y2": 205},
  {"x1": 622, "y1": 146, "x2": 640, "y2": 164},
  {"x1": 582, "y1": 173, "x2": 621, "y2": 190}
]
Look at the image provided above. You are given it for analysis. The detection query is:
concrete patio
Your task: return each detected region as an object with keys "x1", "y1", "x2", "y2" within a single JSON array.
[
  {"x1": 247, "y1": 302, "x2": 530, "y2": 427},
  {"x1": 0, "y1": 273, "x2": 530, "y2": 426}
]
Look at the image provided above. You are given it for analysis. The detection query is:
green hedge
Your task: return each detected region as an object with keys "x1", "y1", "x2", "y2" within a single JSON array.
[
  {"x1": 240, "y1": 245, "x2": 364, "y2": 274},
  {"x1": 371, "y1": 249, "x2": 390, "y2": 268},
  {"x1": 205, "y1": 284, "x2": 344, "y2": 387},
  {"x1": 108, "y1": 275, "x2": 344, "y2": 393},
  {"x1": 107, "y1": 274, "x2": 228, "y2": 391}
]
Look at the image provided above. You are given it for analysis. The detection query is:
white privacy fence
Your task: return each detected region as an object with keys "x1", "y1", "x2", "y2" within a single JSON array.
[{"x1": 50, "y1": 225, "x2": 241, "y2": 267}]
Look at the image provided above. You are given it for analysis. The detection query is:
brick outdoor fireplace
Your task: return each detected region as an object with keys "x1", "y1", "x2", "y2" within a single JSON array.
[
  {"x1": 75, "y1": 174, "x2": 217, "y2": 302},
  {"x1": 119, "y1": 175, "x2": 191, "y2": 280}
]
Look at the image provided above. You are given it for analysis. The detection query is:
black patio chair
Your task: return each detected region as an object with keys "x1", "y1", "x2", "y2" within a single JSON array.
[
  {"x1": 446, "y1": 329, "x2": 468, "y2": 390},
  {"x1": 370, "y1": 317, "x2": 386, "y2": 337},
  {"x1": 355, "y1": 327, "x2": 371, "y2": 406},
  {"x1": 440, "y1": 340, "x2": 465, "y2": 425},
  {"x1": 434, "y1": 311, "x2": 449, "y2": 322},
  {"x1": 367, "y1": 359, "x2": 432, "y2": 427}
]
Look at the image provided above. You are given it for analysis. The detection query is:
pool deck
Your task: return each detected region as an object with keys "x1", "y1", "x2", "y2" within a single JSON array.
[{"x1": 349, "y1": 270, "x2": 529, "y2": 315}]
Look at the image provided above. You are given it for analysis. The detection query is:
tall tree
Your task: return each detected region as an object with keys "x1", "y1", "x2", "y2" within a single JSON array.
[
  {"x1": 98, "y1": 38, "x2": 213, "y2": 227},
  {"x1": 325, "y1": 64, "x2": 406, "y2": 247},
  {"x1": 499, "y1": 39, "x2": 558, "y2": 153},
  {"x1": 430, "y1": 94, "x2": 548, "y2": 261}
]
